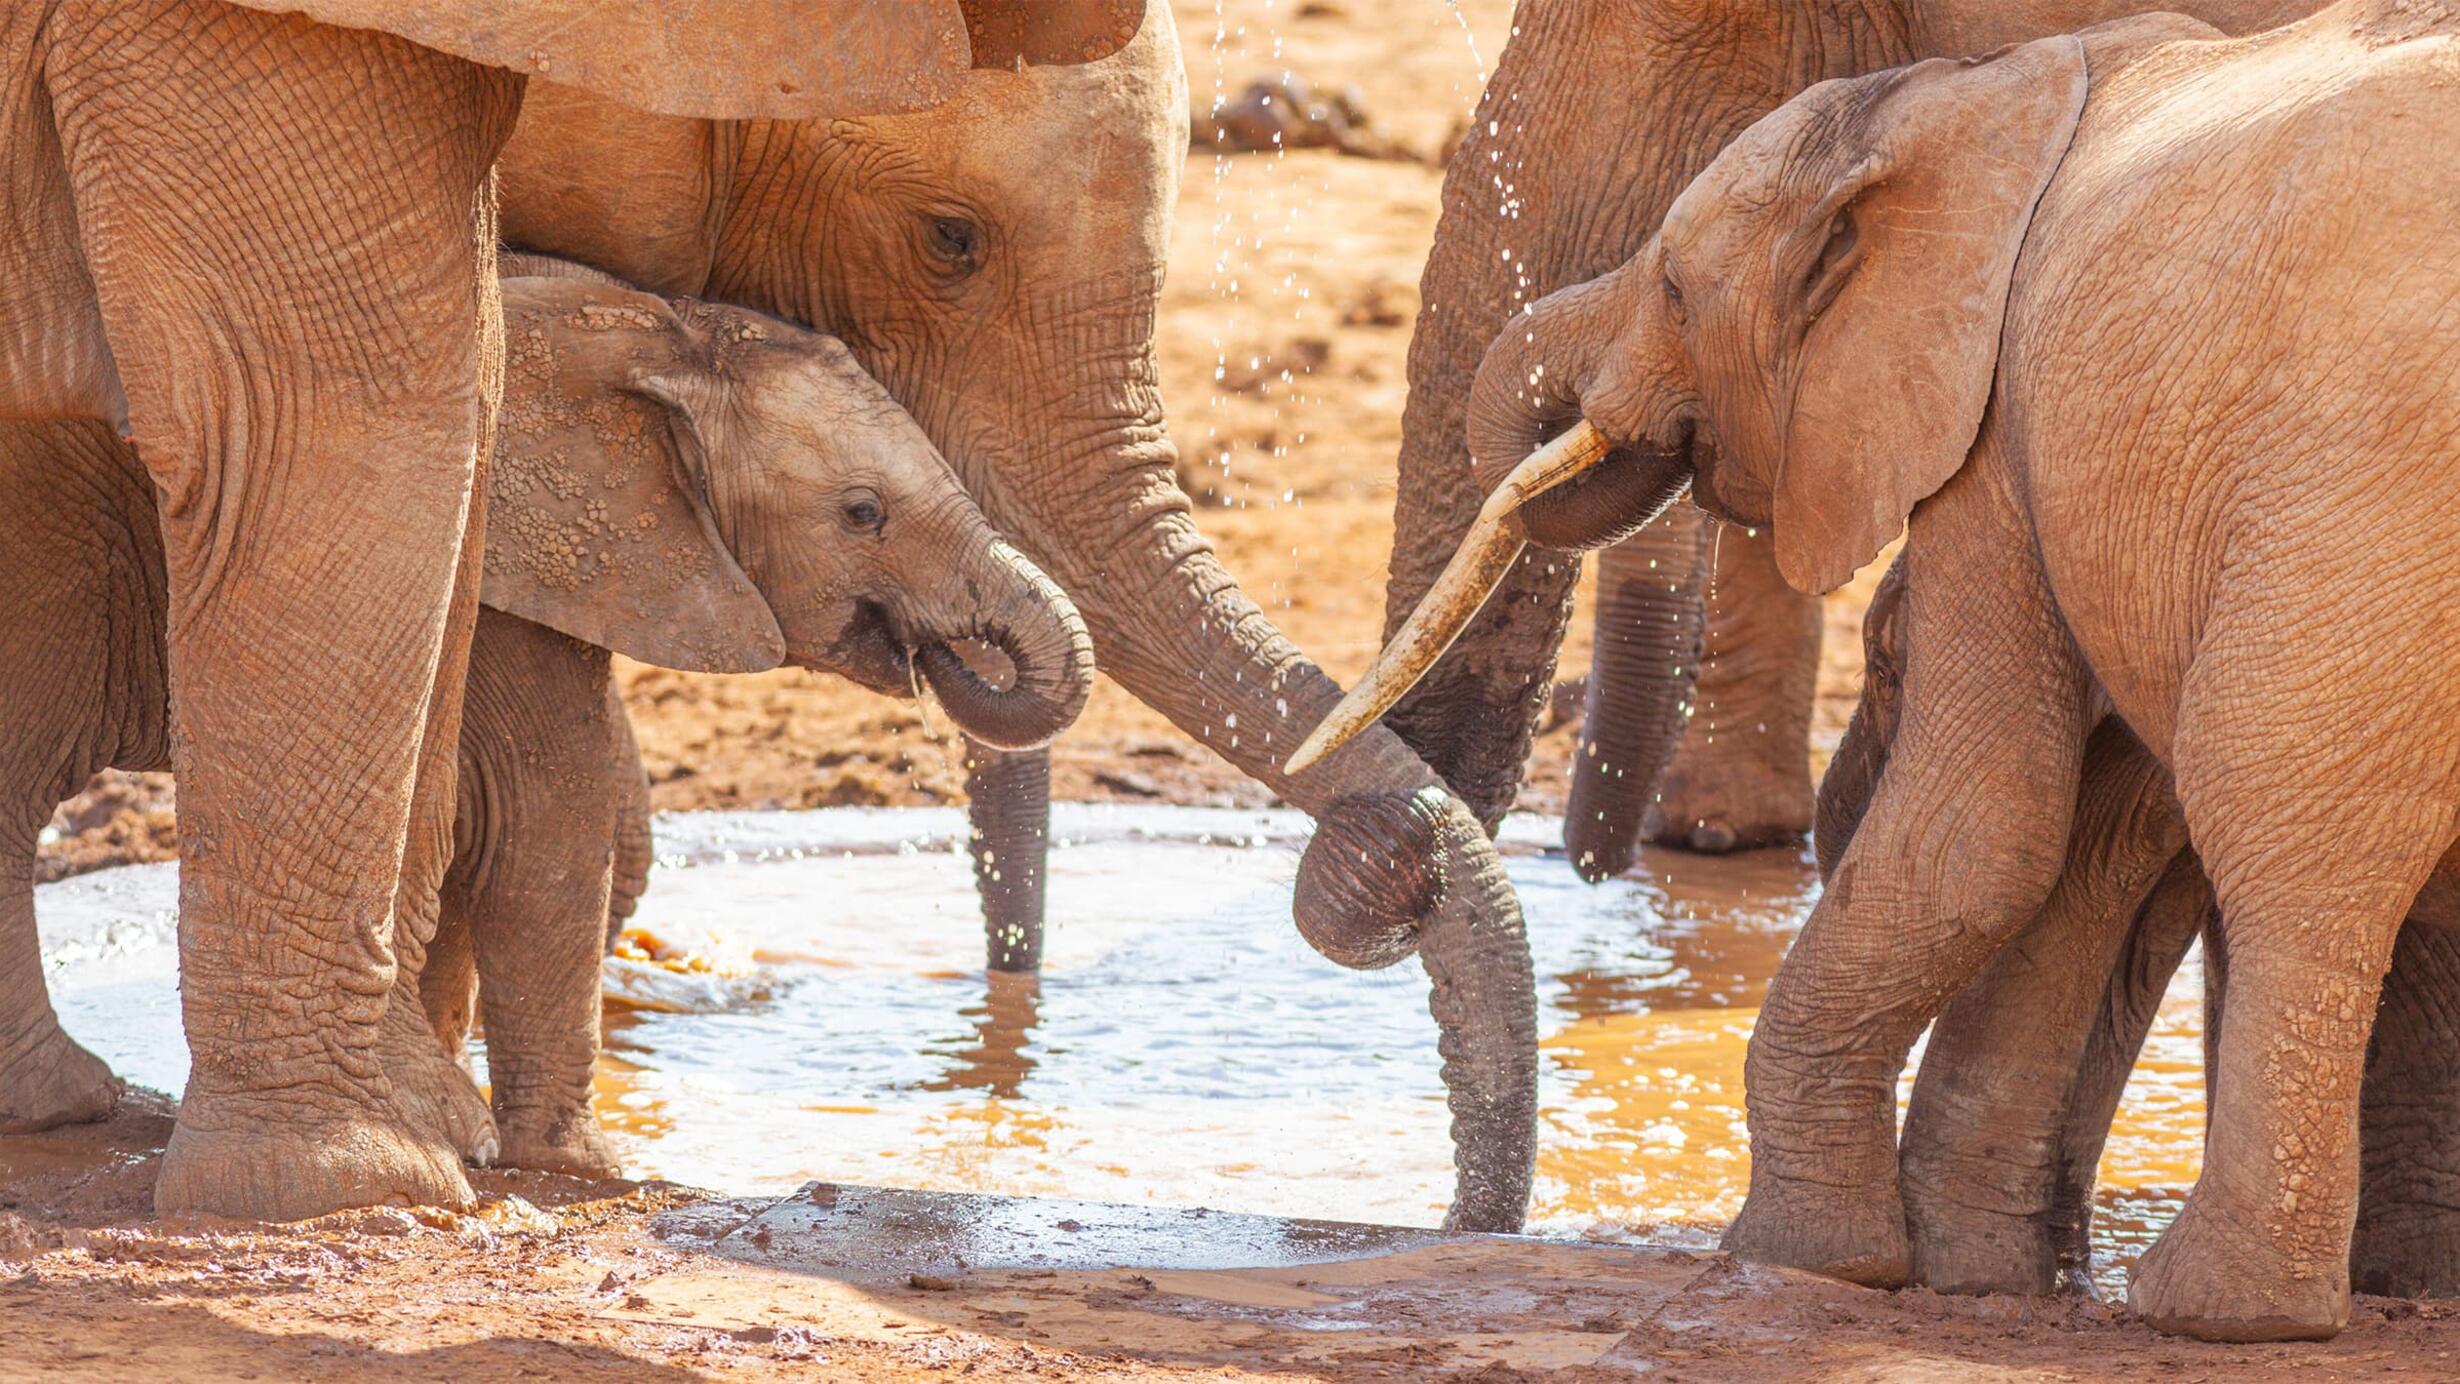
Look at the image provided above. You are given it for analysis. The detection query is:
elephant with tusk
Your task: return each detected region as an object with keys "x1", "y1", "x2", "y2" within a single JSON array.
[{"x1": 1314, "y1": 1, "x2": 2460, "y2": 1339}]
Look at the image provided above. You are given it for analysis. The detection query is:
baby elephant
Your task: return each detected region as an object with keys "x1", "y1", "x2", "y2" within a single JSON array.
[{"x1": 0, "y1": 266, "x2": 1094, "y2": 1177}]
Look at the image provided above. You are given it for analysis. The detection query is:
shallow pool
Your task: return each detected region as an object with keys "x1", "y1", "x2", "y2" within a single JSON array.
[{"x1": 35, "y1": 805, "x2": 2201, "y2": 1288}]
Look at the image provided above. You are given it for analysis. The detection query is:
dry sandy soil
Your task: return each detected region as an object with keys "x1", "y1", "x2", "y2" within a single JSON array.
[
  {"x1": 15, "y1": 1, "x2": 2366, "y2": 1378},
  {"x1": 6, "y1": 1101, "x2": 2459, "y2": 1382}
]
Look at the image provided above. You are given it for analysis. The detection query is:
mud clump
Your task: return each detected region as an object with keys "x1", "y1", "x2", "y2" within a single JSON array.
[
  {"x1": 39, "y1": 770, "x2": 178, "y2": 884},
  {"x1": 1195, "y1": 75, "x2": 1418, "y2": 161}
]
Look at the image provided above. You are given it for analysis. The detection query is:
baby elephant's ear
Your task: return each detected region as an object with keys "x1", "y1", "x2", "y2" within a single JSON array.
[
  {"x1": 1771, "y1": 35, "x2": 2087, "y2": 595},
  {"x1": 479, "y1": 313, "x2": 784, "y2": 674}
]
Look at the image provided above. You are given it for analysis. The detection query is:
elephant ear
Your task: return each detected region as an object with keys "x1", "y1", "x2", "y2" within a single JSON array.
[
  {"x1": 219, "y1": 1, "x2": 1142, "y2": 120},
  {"x1": 1770, "y1": 36, "x2": 2087, "y2": 595},
  {"x1": 482, "y1": 279, "x2": 785, "y2": 674}
]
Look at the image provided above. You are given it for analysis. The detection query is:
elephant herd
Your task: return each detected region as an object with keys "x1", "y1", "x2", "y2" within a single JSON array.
[{"x1": 0, "y1": 0, "x2": 2445, "y2": 1354}]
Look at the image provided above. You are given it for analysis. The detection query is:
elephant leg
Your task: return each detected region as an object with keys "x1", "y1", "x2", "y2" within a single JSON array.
[
  {"x1": 605, "y1": 692, "x2": 654, "y2": 949},
  {"x1": 2350, "y1": 899, "x2": 2460, "y2": 1298},
  {"x1": 2129, "y1": 658, "x2": 2455, "y2": 1340},
  {"x1": 1564, "y1": 504, "x2": 1707, "y2": 882},
  {"x1": 1898, "y1": 724, "x2": 2186, "y2": 1296},
  {"x1": 461, "y1": 614, "x2": 620, "y2": 1180},
  {"x1": 419, "y1": 902, "x2": 479, "y2": 1074},
  {"x1": 1723, "y1": 468, "x2": 2089, "y2": 1289},
  {"x1": 1644, "y1": 525, "x2": 1822, "y2": 854},
  {"x1": 371, "y1": 415, "x2": 499, "y2": 1168},
  {"x1": 45, "y1": 0, "x2": 521, "y2": 1217},
  {"x1": 966, "y1": 742, "x2": 1050, "y2": 972},
  {"x1": 2045, "y1": 859, "x2": 2210, "y2": 1293},
  {"x1": 0, "y1": 833, "x2": 119, "y2": 1133}
]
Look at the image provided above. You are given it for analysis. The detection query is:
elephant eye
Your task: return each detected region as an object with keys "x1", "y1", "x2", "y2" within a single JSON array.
[
  {"x1": 841, "y1": 491, "x2": 886, "y2": 536},
  {"x1": 923, "y1": 215, "x2": 984, "y2": 273},
  {"x1": 1661, "y1": 265, "x2": 1687, "y2": 325}
]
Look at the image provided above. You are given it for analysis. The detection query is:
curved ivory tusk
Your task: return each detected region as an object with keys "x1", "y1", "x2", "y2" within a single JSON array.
[{"x1": 1284, "y1": 421, "x2": 1612, "y2": 777}]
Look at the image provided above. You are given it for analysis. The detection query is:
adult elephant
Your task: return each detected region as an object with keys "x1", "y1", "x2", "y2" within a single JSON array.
[
  {"x1": 0, "y1": 0, "x2": 1126, "y2": 1221},
  {"x1": 1377, "y1": 0, "x2": 2322, "y2": 872},
  {"x1": 493, "y1": 1, "x2": 1540, "y2": 1231}
]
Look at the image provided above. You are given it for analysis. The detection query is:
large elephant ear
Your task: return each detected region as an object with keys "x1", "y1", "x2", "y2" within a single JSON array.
[
  {"x1": 220, "y1": 1, "x2": 1144, "y2": 120},
  {"x1": 481, "y1": 278, "x2": 785, "y2": 674},
  {"x1": 1769, "y1": 36, "x2": 2087, "y2": 594}
]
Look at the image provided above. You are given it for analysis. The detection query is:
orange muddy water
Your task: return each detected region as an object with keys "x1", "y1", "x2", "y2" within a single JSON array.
[{"x1": 36, "y1": 805, "x2": 2203, "y2": 1294}]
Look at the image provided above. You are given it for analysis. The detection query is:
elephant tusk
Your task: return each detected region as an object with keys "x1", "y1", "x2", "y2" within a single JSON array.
[{"x1": 1285, "y1": 421, "x2": 1612, "y2": 777}]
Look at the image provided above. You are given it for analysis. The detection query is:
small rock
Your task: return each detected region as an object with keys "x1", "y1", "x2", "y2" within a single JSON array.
[{"x1": 908, "y1": 1273, "x2": 960, "y2": 1292}]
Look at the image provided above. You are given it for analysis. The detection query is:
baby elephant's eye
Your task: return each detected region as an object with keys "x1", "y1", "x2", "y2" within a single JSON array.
[
  {"x1": 924, "y1": 215, "x2": 983, "y2": 271},
  {"x1": 841, "y1": 493, "x2": 886, "y2": 536}
]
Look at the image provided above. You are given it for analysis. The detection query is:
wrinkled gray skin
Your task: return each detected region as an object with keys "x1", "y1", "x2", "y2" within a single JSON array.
[
  {"x1": 1380, "y1": 0, "x2": 2323, "y2": 867},
  {"x1": 1827, "y1": 558, "x2": 2460, "y2": 1303},
  {"x1": 494, "y1": 2, "x2": 1537, "y2": 1228}
]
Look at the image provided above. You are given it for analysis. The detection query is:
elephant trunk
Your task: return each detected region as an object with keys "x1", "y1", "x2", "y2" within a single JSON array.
[
  {"x1": 913, "y1": 538, "x2": 1095, "y2": 752},
  {"x1": 1007, "y1": 422, "x2": 1538, "y2": 1232},
  {"x1": 1565, "y1": 507, "x2": 1708, "y2": 882},
  {"x1": 965, "y1": 744, "x2": 1050, "y2": 972}
]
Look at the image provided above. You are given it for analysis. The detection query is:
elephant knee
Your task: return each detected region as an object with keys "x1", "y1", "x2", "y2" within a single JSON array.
[{"x1": 1293, "y1": 789, "x2": 1451, "y2": 970}]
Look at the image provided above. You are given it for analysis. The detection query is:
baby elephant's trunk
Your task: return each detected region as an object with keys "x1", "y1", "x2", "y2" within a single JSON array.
[{"x1": 914, "y1": 539, "x2": 1095, "y2": 752}]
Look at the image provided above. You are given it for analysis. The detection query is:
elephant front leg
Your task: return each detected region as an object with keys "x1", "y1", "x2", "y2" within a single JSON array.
[
  {"x1": 46, "y1": 0, "x2": 522, "y2": 1217},
  {"x1": 2349, "y1": 905, "x2": 2460, "y2": 1299},
  {"x1": 1724, "y1": 479, "x2": 2089, "y2": 1286},
  {"x1": 0, "y1": 842, "x2": 119, "y2": 1132},
  {"x1": 966, "y1": 742, "x2": 1050, "y2": 972},
  {"x1": 1896, "y1": 723, "x2": 2185, "y2": 1297},
  {"x1": 1644, "y1": 524, "x2": 1821, "y2": 854}
]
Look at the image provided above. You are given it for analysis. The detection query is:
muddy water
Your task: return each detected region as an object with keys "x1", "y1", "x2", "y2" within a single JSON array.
[{"x1": 34, "y1": 805, "x2": 2201, "y2": 1289}]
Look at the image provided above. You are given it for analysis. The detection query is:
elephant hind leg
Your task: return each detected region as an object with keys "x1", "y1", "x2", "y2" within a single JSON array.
[
  {"x1": 2131, "y1": 640, "x2": 2460, "y2": 1340},
  {"x1": 0, "y1": 838, "x2": 118, "y2": 1134},
  {"x1": 1642, "y1": 525, "x2": 1820, "y2": 855}
]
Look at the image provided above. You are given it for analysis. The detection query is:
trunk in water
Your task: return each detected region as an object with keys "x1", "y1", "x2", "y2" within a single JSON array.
[
  {"x1": 966, "y1": 742, "x2": 1050, "y2": 972},
  {"x1": 1565, "y1": 506, "x2": 1709, "y2": 882},
  {"x1": 1004, "y1": 427, "x2": 1539, "y2": 1232}
]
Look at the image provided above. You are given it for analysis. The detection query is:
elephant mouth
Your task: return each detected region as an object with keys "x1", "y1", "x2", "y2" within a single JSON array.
[{"x1": 825, "y1": 600, "x2": 917, "y2": 699}]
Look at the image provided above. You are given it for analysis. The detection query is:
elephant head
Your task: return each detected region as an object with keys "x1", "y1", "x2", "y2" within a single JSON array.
[
  {"x1": 1378, "y1": 0, "x2": 2321, "y2": 838},
  {"x1": 495, "y1": 1, "x2": 1539, "y2": 1230},
  {"x1": 482, "y1": 275, "x2": 1094, "y2": 751},
  {"x1": 1299, "y1": 37, "x2": 2087, "y2": 767}
]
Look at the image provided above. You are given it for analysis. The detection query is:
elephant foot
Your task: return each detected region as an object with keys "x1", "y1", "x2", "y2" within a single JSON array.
[
  {"x1": 1641, "y1": 756, "x2": 1812, "y2": 855},
  {"x1": 1903, "y1": 1185, "x2": 2062, "y2": 1297},
  {"x1": 156, "y1": 1090, "x2": 473, "y2": 1220},
  {"x1": 0, "y1": 1025, "x2": 121, "y2": 1134},
  {"x1": 2352, "y1": 1200, "x2": 2460, "y2": 1299},
  {"x1": 378, "y1": 1004, "x2": 498, "y2": 1167},
  {"x1": 1723, "y1": 1175, "x2": 1910, "y2": 1288},
  {"x1": 495, "y1": 1106, "x2": 621, "y2": 1181},
  {"x1": 2129, "y1": 1196, "x2": 2348, "y2": 1341}
]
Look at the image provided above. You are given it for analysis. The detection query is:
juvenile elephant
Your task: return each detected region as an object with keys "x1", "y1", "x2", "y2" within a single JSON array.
[
  {"x1": 0, "y1": 267, "x2": 1093, "y2": 1182},
  {"x1": 1378, "y1": 0, "x2": 2322, "y2": 873},
  {"x1": 1829, "y1": 559, "x2": 2460, "y2": 1304},
  {"x1": 0, "y1": 0, "x2": 1137, "y2": 1220},
  {"x1": 1316, "y1": 2, "x2": 2460, "y2": 1338},
  {"x1": 495, "y1": 0, "x2": 1542, "y2": 1229}
]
